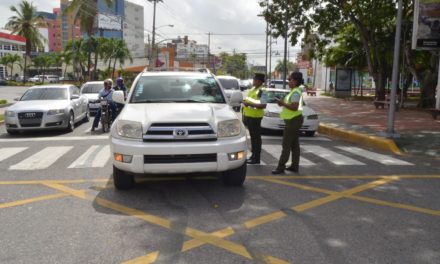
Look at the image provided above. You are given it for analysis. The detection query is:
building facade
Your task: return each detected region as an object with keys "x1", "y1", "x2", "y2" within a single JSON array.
[
  {"x1": 0, "y1": 31, "x2": 26, "y2": 78},
  {"x1": 95, "y1": 0, "x2": 124, "y2": 39},
  {"x1": 123, "y1": 0, "x2": 144, "y2": 58},
  {"x1": 60, "y1": 0, "x2": 82, "y2": 49}
]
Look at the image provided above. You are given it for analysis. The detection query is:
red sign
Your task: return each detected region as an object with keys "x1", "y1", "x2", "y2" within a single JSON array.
[{"x1": 0, "y1": 32, "x2": 26, "y2": 43}]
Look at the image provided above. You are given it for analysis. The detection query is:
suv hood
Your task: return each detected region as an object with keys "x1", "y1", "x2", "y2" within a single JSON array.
[{"x1": 119, "y1": 103, "x2": 237, "y2": 128}]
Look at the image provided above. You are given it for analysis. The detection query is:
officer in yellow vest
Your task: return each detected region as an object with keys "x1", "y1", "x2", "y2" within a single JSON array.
[
  {"x1": 243, "y1": 73, "x2": 267, "y2": 164},
  {"x1": 272, "y1": 72, "x2": 304, "y2": 174}
]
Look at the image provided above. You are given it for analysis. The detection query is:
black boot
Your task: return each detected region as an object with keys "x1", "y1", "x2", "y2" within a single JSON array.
[
  {"x1": 247, "y1": 159, "x2": 260, "y2": 164},
  {"x1": 286, "y1": 165, "x2": 299, "y2": 172},
  {"x1": 271, "y1": 167, "x2": 285, "y2": 174}
]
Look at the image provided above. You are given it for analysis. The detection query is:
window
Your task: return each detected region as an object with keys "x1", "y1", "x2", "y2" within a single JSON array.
[
  {"x1": 3, "y1": 45, "x2": 11, "y2": 50},
  {"x1": 12, "y1": 45, "x2": 18, "y2": 51}
]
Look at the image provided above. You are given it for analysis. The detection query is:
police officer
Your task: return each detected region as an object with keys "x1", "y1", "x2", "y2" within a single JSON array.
[
  {"x1": 243, "y1": 73, "x2": 267, "y2": 164},
  {"x1": 272, "y1": 72, "x2": 304, "y2": 174}
]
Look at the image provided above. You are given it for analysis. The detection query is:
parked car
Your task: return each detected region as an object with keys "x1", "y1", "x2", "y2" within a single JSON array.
[
  {"x1": 110, "y1": 70, "x2": 247, "y2": 190},
  {"x1": 4, "y1": 85, "x2": 89, "y2": 134},
  {"x1": 46, "y1": 75, "x2": 60, "y2": 83},
  {"x1": 239, "y1": 79, "x2": 252, "y2": 91},
  {"x1": 269, "y1": 79, "x2": 288, "y2": 89},
  {"x1": 0, "y1": 78, "x2": 7, "y2": 85},
  {"x1": 28, "y1": 75, "x2": 44, "y2": 83},
  {"x1": 259, "y1": 88, "x2": 319, "y2": 136},
  {"x1": 216, "y1": 75, "x2": 242, "y2": 111},
  {"x1": 80, "y1": 81, "x2": 104, "y2": 115},
  {"x1": 15, "y1": 75, "x2": 29, "y2": 82}
]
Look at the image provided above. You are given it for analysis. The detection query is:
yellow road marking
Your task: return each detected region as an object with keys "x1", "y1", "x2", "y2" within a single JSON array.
[
  {"x1": 349, "y1": 195, "x2": 440, "y2": 217},
  {"x1": 0, "y1": 179, "x2": 110, "y2": 185},
  {"x1": 262, "y1": 178, "x2": 335, "y2": 195},
  {"x1": 0, "y1": 193, "x2": 69, "y2": 209},
  {"x1": 182, "y1": 227, "x2": 235, "y2": 252},
  {"x1": 42, "y1": 183, "x2": 88, "y2": 199},
  {"x1": 122, "y1": 251, "x2": 159, "y2": 264},
  {"x1": 244, "y1": 211, "x2": 287, "y2": 229},
  {"x1": 41, "y1": 183, "x2": 288, "y2": 263}
]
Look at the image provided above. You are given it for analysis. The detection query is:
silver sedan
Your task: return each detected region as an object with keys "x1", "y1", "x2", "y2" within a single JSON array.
[{"x1": 4, "y1": 85, "x2": 89, "y2": 134}]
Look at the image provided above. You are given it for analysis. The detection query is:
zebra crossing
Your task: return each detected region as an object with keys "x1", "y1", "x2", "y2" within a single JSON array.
[{"x1": 0, "y1": 143, "x2": 414, "y2": 171}]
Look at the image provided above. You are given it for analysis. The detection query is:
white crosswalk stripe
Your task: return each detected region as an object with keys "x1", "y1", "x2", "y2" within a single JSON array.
[
  {"x1": 0, "y1": 147, "x2": 28, "y2": 162},
  {"x1": 68, "y1": 145, "x2": 111, "y2": 168},
  {"x1": 302, "y1": 145, "x2": 365, "y2": 165},
  {"x1": 262, "y1": 144, "x2": 316, "y2": 166},
  {"x1": 336, "y1": 146, "x2": 414, "y2": 165},
  {"x1": 9, "y1": 146, "x2": 73, "y2": 170}
]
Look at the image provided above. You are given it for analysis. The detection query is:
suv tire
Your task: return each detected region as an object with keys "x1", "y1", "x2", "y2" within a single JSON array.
[
  {"x1": 113, "y1": 165, "x2": 134, "y2": 190},
  {"x1": 222, "y1": 163, "x2": 247, "y2": 186}
]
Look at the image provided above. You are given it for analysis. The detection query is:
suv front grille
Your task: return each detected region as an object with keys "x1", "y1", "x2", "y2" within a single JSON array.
[
  {"x1": 144, "y1": 154, "x2": 217, "y2": 163},
  {"x1": 144, "y1": 122, "x2": 217, "y2": 142}
]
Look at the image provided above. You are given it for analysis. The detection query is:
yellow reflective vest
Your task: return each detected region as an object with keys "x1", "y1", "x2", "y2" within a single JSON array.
[
  {"x1": 243, "y1": 87, "x2": 265, "y2": 118},
  {"x1": 280, "y1": 87, "x2": 303, "y2": 120}
]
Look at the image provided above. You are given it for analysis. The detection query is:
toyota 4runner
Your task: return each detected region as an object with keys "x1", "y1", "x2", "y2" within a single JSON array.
[{"x1": 110, "y1": 71, "x2": 247, "y2": 190}]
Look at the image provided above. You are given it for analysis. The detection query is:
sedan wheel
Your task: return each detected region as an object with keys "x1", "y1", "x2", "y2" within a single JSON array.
[{"x1": 66, "y1": 112, "x2": 75, "y2": 132}]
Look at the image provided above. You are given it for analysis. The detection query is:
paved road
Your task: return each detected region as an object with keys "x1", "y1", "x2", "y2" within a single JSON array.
[
  {"x1": 1, "y1": 122, "x2": 439, "y2": 264},
  {"x1": 0, "y1": 86, "x2": 29, "y2": 115}
]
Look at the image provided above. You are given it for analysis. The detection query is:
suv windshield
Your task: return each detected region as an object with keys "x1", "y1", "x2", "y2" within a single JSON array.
[
  {"x1": 82, "y1": 83, "x2": 103, "y2": 94},
  {"x1": 20, "y1": 88, "x2": 68, "y2": 101},
  {"x1": 218, "y1": 78, "x2": 239, "y2": 90},
  {"x1": 130, "y1": 75, "x2": 226, "y2": 104}
]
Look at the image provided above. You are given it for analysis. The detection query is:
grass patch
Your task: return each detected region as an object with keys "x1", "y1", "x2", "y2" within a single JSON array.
[
  {"x1": 0, "y1": 114, "x2": 4, "y2": 122},
  {"x1": 0, "y1": 99, "x2": 7, "y2": 105}
]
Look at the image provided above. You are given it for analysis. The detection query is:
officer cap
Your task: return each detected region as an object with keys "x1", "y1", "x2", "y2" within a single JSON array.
[{"x1": 253, "y1": 73, "x2": 266, "y2": 82}]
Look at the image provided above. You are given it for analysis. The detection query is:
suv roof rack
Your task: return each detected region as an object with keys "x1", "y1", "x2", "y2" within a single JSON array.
[{"x1": 142, "y1": 67, "x2": 212, "y2": 74}]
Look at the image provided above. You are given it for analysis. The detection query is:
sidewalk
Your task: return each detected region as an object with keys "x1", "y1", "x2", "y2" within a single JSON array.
[{"x1": 305, "y1": 93, "x2": 440, "y2": 158}]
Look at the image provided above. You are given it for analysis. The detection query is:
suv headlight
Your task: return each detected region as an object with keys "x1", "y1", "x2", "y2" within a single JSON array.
[
  {"x1": 47, "y1": 109, "x2": 65, "y2": 115},
  {"x1": 6, "y1": 110, "x2": 16, "y2": 117},
  {"x1": 218, "y1": 119, "x2": 241, "y2": 138},
  {"x1": 116, "y1": 120, "x2": 143, "y2": 139}
]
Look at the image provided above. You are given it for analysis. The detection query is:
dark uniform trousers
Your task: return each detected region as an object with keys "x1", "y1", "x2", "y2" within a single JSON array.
[
  {"x1": 278, "y1": 115, "x2": 304, "y2": 169},
  {"x1": 246, "y1": 116, "x2": 263, "y2": 161}
]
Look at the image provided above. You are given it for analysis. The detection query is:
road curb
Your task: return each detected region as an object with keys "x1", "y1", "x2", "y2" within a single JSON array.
[{"x1": 318, "y1": 123, "x2": 403, "y2": 155}]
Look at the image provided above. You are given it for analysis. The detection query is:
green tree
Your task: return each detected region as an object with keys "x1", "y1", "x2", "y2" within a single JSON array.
[
  {"x1": 218, "y1": 51, "x2": 249, "y2": 79},
  {"x1": 0, "y1": 54, "x2": 22, "y2": 78},
  {"x1": 64, "y1": 39, "x2": 87, "y2": 81},
  {"x1": 32, "y1": 55, "x2": 52, "y2": 80},
  {"x1": 274, "y1": 59, "x2": 297, "y2": 79},
  {"x1": 260, "y1": 0, "x2": 398, "y2": 100},
  {"x1": 6, "y1": 0, "x2": 46, "y2": 82},
  {"x1": 64, "y1": 0, "x2": 113, "y2": 80},
  {"x1": 111, "y1": 39, "x2": 133, "y2": 78}
]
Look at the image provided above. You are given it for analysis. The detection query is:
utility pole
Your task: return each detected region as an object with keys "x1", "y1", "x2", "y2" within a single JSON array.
[
  {"x1": 148, "y1": 0, "x2": 162, "y2": 69},
  {"x1": 385, "y1": 0, "x2": 403, "y2": 138},
  {"x1": 283, "y1": 13, "x2": 288, "y2": 89},
  {"x1": 207, "y1": 32, "x2": 211, "y2": 69}
]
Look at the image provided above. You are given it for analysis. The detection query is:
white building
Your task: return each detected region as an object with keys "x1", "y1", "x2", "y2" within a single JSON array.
[
  {"x1": 123, "y1": 0, "x2": 144, "y2": 59},
  {"x1": 0, "y1": 31, "x2": 26, "y2": 79}
]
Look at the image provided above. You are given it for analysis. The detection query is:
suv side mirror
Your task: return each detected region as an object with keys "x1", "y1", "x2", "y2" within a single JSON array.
[
  {"x1": 229, "y1": 91, "x2": 243, "y2": 105},
  {"x1": 113, "y1": 90, "x2": 125, "y2": 104},
  {"x1": 14, "y1": 96, "x2": 20, "y2": 101}
]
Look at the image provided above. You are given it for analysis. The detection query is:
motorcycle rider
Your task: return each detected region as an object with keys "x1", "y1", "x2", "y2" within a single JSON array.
[
  {"x1": 91, "y1": 79, "x2": 116, "y2": 131},
  {"x1": 114, "y1": 77, "x2": 127, "y2": 115}
]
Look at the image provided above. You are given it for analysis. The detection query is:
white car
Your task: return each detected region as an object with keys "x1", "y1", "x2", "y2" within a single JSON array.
[
  {"x1": 80, "y1": 81, "x2": 105, "y2": 115},
  {"x1": 216, "y1": 75, "x2": 242, "y2": 111},
  {"x1": 260, "y1": 88, "x2": 319, "y2": 136},
  {"x1": 110, "y1": 71, "x2": 247, "y2": 190}
]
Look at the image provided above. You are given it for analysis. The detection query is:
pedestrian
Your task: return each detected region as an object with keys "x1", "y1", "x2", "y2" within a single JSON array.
[
  {"x1": 272, "y1": 72, "x2": 305, "y2": 174},
  {"x1": 91, "y1": 79, "x2": 116, "y2": 131},
  {"x1": 242, "y1": 73, "x2": 267, "y2": 164}
]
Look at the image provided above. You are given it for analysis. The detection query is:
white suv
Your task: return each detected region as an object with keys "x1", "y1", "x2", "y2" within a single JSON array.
[{"x1": 110, "y1": 71, "x2": 247, "y2": 190}]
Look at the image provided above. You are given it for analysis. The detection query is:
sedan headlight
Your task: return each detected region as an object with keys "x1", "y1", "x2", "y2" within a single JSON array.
[
  {"x1": 116, "y1": 120, "x2": 143, "y2": 139},
  {"x1": 47, "y1": 109, "x2": 65, "y2": 115},
  {"x1": 264, "y1": 111, "x2": 280, "y2": 118},
  {"x1": 6, "y1": 110, "x2": 16, "y2": 117},
  {"x1": 307, "y1": 114, "x2": 319, "y2": 120},
  {"x1": 218, "y1": 119, "x2": 241, "y2": 138}
]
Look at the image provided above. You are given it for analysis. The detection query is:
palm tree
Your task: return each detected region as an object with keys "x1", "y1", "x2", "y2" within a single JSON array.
[
  {"x1": 112, "y1": 39, "x2": 132, "y2": 78},
  {"x1": 6, "y1": 0, "x2": 46, "y2": 83},
  {"x1": 64, "y1": 0, "x2": 113, "y2": 80},
  {"x1": 60, "y1": 51, "x2": 72, "y2": 82},
  {"x1": 274, "y1": 60, "x2": 297, "y2": 79},
  {"x1": 0, "y1": 54, "x2": 22, "y2": 78},
  {"x1": 64, "y1": 39, "x2": 87, "y2": 81}
]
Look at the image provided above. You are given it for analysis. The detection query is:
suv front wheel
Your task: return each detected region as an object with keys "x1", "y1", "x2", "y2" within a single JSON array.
[
  {"x1": 222, "y1": 163, "x2": 247, "y2": 186},
  {"x1": 113, "y1": 166, "x2": 134, "y2": 190}
]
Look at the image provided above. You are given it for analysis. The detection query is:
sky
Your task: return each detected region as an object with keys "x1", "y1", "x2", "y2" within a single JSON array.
[{"x1": 0, "y1": 0, "x2": 301, "y2": 67}]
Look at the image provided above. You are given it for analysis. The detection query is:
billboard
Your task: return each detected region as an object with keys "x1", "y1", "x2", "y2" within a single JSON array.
[
  {"x1": 335, "y1": 68, "x2": 352, "y2": 91},
  {"x1": 98, "y1": 14, "x2": 122, "y2": 30},
  {"x1": 412, "y1": 0, "x2": 440, "y2": 49}
]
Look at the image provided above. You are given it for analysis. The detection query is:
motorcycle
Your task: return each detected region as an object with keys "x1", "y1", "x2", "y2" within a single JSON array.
[{"x1": 99, "y1": 98, "x2": 112, "y2": 132}]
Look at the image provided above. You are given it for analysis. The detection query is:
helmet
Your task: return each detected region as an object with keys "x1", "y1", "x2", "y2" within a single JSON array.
[
  {"x1": 104, "y1": 78, "x2": 113, "y2": 86},
  {"x1": 116, "y1": 77, "x2": 124, "y2": 83}
]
